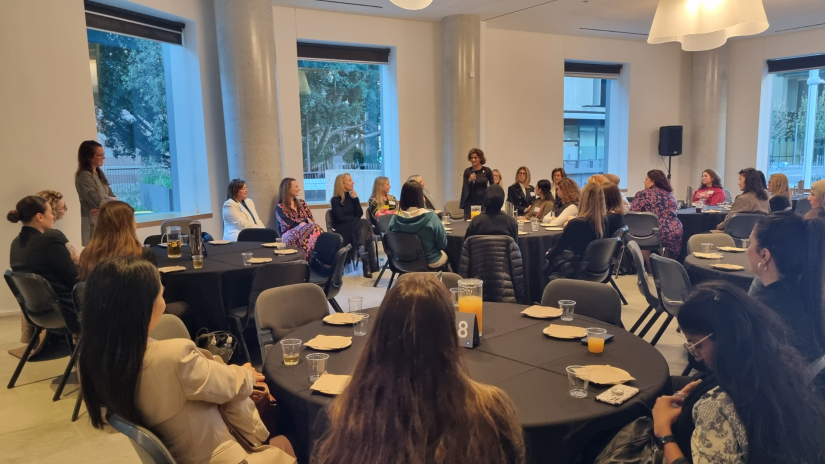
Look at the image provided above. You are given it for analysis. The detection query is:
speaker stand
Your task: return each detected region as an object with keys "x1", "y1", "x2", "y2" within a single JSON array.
[{"x1": 665, "y1": 155, "x2": 673, "y2": 182}]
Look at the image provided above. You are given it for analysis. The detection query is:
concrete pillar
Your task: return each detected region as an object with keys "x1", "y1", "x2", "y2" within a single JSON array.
[
  {"x1": 691, "y1": 45, "x2": 729, "y2": 185},
  {"x1": 214, "y1": 0, "x2": 282, "y2": 227},
  {"x1": 442, "y1": 14, "x2": 481, "y2": 203}
]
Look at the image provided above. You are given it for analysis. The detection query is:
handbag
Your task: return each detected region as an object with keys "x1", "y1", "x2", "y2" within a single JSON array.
[
  {"x1": 593, "y1": 417, "x2": 663, "y2": 464},
  {"x1": 195, "y1": 330, "x2": 236, "y2": 364},
  {"x1": 250, "y1": 381, "x2": 279, "y2": 439}
]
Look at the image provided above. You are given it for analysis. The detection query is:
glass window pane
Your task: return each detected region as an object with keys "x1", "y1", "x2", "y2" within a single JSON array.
[{"x1": 563, "y1": 76, "x2": 609, "y2": 186}]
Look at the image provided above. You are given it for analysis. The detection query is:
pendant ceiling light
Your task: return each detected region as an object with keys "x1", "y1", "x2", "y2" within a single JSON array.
[
  {"x1": 390, "y1": 0, "x2": 433, "y2": 10},
  {"x1": 648, "y1": 0, "x2": 769, "y2": 51}
]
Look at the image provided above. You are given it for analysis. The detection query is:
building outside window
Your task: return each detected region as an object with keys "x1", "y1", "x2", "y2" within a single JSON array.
[{"x1": 563, "y1": 76, "x2": 611, "y2": 186}]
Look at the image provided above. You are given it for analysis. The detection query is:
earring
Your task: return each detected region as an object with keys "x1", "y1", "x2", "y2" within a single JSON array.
[{"x1": 757, "y1": 262, "x2": 766, "y2": 272}]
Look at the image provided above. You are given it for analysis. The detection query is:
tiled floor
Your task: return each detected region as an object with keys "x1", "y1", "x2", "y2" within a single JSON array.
[{"x1": 0, "y1": 268, "x2": 688, "y2": 463}]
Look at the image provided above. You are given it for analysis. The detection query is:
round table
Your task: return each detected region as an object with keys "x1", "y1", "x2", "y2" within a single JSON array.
[
  {"x1": 152, "y1": 242, "x2": 304, "y2": 331},
  {"x1": 683, "y1": 250, "x2": 754, "y2": 291},
  {"x1": 445, "y1": 220, "x2": 562, "y2": 304},
  {"x1": 675, "y1": 208, "x2": 728, "y2": 260},
  {"x1": 263, "y1": 303, "x2": 670, "y2": 464}
]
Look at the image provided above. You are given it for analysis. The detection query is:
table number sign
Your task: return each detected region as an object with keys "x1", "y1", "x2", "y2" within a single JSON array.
[{"x1": 455, "y1": 311, "x2": 479, "y2": 348}]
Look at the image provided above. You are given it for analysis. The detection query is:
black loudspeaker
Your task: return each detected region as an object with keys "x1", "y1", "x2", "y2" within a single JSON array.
[{"x1": 658, "y1": 126, "x2": 683, "y2": 156}]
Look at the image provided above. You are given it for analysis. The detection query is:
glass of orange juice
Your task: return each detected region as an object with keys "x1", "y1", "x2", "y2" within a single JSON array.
[
  {"x1": 457, "y1": 278, "x2": 483, "y2": 335},
  {"x1": 586, "y1": 328, "x2": 607, "y2": 353},
  {"x1": 471, "y1": 205, "x2": 481, "y2": 219}
]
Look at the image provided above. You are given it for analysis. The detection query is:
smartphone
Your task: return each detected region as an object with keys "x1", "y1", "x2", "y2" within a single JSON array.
[{"x1": 580, "y1": 334, "x2": 614, "y2": 344}]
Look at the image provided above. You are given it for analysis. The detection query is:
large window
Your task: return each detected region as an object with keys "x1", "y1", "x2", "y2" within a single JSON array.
[
  {"x1": 563, "y1": 76, "x2": 611, "y2": 186},
  {"x1": 298, "y1": 60, "x2": 384, "y2": 203},
  {"x1": 766, "y1": 68, "x2": 825, "y2": 187}
]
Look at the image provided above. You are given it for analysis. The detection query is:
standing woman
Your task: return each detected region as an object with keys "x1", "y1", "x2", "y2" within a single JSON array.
[
  {"x1": 330, "y1": 173, "x2": 378, "y2": 278},
  {"x1": 222, "y1": 179, "x2": 265, "y2": 242},
  {"x1": 550, "y1": 167, "x2": 567, "y2": 211},
  {"x1": 805, "y1": 179, "x2": 825, "y2": 219},
  {"x1": 506, "y1": 167, "x2": 536, "y2": 216},
  {"x1": 631, "y1": 170, "x2": 683, "y2": 258},
  {"x1": 276, "y1": 178, "x2": 324, "y2": 260},
  {"x1": 491, "y1": 169, "x2": 503, "y2": 186},
  {"x1": 36, "y1": 190, "x2": 79, "y2": 264},
  {"x1": 75, "y1": 140, "x2": 116, "y2": 246},
  {"x1": 692, "y1": 169, "x2": 725, "y2": 206},
  {"x1": 715, "y1": 169, "x2": 769, "y2": 231},
  {"x1": 367, "y1": 176, "x2": 398, "y2": 218},
  {"x1": 459, "y1": 148, "x2": 494, "y2": 218}
]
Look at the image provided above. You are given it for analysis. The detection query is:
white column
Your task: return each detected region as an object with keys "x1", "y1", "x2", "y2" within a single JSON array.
[
  {"x1": 804, "y1": 70, "x2": 824, "y2": 188},
  {"x1": 214, "y1": 0, "x2": 282, "y2": 227},
  {"x1": 691, "y1": 45, "x2": 729, "y2": 185}
]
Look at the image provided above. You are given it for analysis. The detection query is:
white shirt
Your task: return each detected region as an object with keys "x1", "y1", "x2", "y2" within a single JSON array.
[
  {"x1": 545, "y1": 203, "x2": 578, "y2": 226},
  {"x1": 222, "y1": 198, "x2": 265, "y2": 241}
]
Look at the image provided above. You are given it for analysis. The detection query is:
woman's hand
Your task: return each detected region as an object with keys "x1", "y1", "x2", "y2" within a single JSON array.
[
  {"x1": 242, "y1": 363, "x2": 265, "y2": 383},
  {"x1": 469, "y1": 173, "x2": 476, "y2": 182},
  {"x1": 350, "y1": 189, "x2": 358, "y2": 199},
  {"x1": 91, "y1": 208, "x2": 100, "y2": 216},
  {"x1": 652, "y1": 380, "x2": 702, "y2": 436}
]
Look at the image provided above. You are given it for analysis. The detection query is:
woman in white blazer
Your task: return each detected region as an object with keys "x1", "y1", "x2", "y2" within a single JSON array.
[
  {"x1": 223, "y1": 179, "x2": 265, "y2": 241},
  {"x1": 78, "y1": 256, "x2": 295, "y2": 464}
]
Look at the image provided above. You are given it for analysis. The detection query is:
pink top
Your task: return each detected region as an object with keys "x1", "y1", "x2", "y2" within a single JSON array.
[{"x1": 692, "y1": 187, "x2": 725, "y2": 205}]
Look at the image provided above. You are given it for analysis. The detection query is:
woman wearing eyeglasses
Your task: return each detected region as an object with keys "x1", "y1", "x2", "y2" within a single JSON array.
[
  {"x1": 649, "y1": 282, "x2": 825, "y2": 464},
  {"x1": 506, "y1": 166, "x2": 535, "y2": 216}
]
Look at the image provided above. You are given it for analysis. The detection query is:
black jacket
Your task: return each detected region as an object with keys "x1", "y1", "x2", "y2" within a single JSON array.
[
  {"x1": 330, "y1": 193, "x2": 363, "y2": 246},
  {"x1": 606, "y1": 213, "x2": 626, "y2": 238},
  {"x1": 458, "y1": 235, "x2": 526, "y2": 304},
  {"x1": 9, "y1": 226, "x2": 78, "y2": 312},
  {"x1": 769, "y1": 195, "x2": 791, "y2": 212},
  {"x1": 465, "y1": 186, "x2": 518, "y2": 243},
  {"x1": 753, "y1": 278, "x2": 821, "y2": 361},
  {"x1": 507, "y1": 183, "x2": 536, "y2": 216},
  {"x1": 545, "y1": 217, "x2": 609, "y2": 272}
]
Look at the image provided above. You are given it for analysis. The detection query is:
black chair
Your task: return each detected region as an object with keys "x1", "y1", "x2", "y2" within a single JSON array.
[
  {"x1": 625, "y1": 241, "x2": 661, "y2": 335},
  {"x1": 227, "y1": 261, "x2": 310, "y2": 363},
  {"x1": 4, "y1": 271, "x2": 80, "y2": 404},
  {"x1": 624, "y1": 212, "x2": 662, "y2": 252},
  {"x1": 237, "y1": 228, "x2": 280, "y2": 242},
  {"x1": 372, "y1": 214, "x2": 395, "y2": 287},
  {"x1": 575, "y1": 237, "x2": 627, "y2": 306},
  {"x1": 645, "y1": 254, "x2": 692, "y2": 346},
  {"x1": 382, "y1": 231, "x2": 430, "y2": 290},
  {"x1": 106, "y1": 410, "x2": 177, "y2": 464},
  {"x1": 325, "y1": 209, "x2": 336, "y2": 233},
  {"x1": 724, "y1": 213, "x2": 765, "y2": 247},
  {"x1": 795, "y1": 197, "x2": 812, "y2": 217},
  {"x1": 143, "y1": 235, "x2": 163, "y2": 246},
  {"x1": 308, "y1": 232, "x2": 351, "y2": 312},
  {"x1": 69, "y1": 282, "x2": 86, "y2": 422},
  {"x1": 540, "y1": 280, "x2": 622, "y2": 326}
]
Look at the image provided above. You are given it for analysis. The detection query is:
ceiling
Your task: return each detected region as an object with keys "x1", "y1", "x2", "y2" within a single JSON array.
[{"x1": 272, "y1": 0, "x2": 825, "y2": 41}]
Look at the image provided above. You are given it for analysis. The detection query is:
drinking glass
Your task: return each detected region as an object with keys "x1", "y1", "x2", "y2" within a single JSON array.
[
  {"x1": 307, "y1": 353, "x2": 329, "y2": 382},
  {"x1": 701, "y1": 243, "x2": 713, "y2": 253},
  {"x1": 166, "y1": 226, "x2": 182, "y2": 259},
  {"x1": 192, "y1": 254, "x2": 204, "y2": 269},
  {"x1": 348, "y1": 296, "x2": 363, "y2": 313},
  {"x1": 518, "y1": 221, "x2": 524, "y2": 232},
  {"x1": 444, "y1": 214, "x2": 451, "y2": 225},
  {"x1": 241, "y1": 252, "x2": 253, "y2": 266},
  {"x1": 353, "y1": 312, "x2": 370, "y2": 337},
  {"x1": 449, "y1": 288, "x2": 460, "y2": 310},
  {"x1": 531, "y1": 217, "x2": 539, "y2": 231},
  {"x1": 567, "y1": 366, "x2": 591, "y2": 398},
  {"x1": 695, "y1": 200, "x2": 704, "y2": 213},
  {"x1": 471, "y1": 205, "x2": 481, "y2": 219},
  {"x1": 586, "y1": 328, "x2": 608, "y2": 354},
  {"x1": 559, "y1": 300, "x2": 576, "y2": 322},
  {"x1": 280, "y1": 339, "x2": 302, "y2": 366},
  {"x1": 458, "y1": 279, "x2": 483, "y2": 335}
]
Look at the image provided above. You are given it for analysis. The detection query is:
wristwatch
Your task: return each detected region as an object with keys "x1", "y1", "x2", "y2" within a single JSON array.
[{"x1": 655, "y1": 434, "x2": 677, "y2": 448}]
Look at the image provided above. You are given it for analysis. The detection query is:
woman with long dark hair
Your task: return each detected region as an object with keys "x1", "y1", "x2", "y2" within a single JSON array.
[
  {"x1": 78, "y1": 256, "x2": 295, "y2": 464},
  {"x1": 550, "y1": 167, "x2": 567, "y2": 210},
  {"x1": 276, "y1": 178, "x2": 323, "y2": 260},
  {"x1": 312, "y1": 274, "x2": 525, "y2": 464},
  {"x1": 75, "y1": 140, "x2": 116, "y2": 245},
  {"x1": 602, "y1": 182, "x2": 626, "y2": 237},
  {"x1": 651, "y1": 282, "x2": 825, "y2": 464},
  {"x1": 716, "y1": 169, "x2": 769, "y2": 230},
  {"x1": 691, "y1": 169, "x2": 725, "y2": 206},
  {"x1": 631, "y1": 169, "x2": 683, "y2": 258},
  {"x1": 523, "y1": 179, "x2": 554, "y2": 221},
  {"x1": 388, "y1": 180, "x2": 448, "y2": 269},
  {"x1": 459, "y1": 148, "x2": 494, "y2": 217}
]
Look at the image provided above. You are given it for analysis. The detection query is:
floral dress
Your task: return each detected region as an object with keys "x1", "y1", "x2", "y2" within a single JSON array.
[
  {"x1": 276, "y1": 200, "x2": 324, "y2": 260},
  {"x1": 630, "y1": 187, "x2": 683, "y2": 256}
]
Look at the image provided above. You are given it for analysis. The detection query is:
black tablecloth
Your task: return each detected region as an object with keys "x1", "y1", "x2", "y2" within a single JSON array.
[
  {"x1": 263, "y1": 303, "x2": 670, "y2": 463},
  {"x1": 676, "y1": 209, "x2": 728, "y2": 260},
  {"x1": 445, "y1": 221, "x2": 562, "y2": 304},
  {"x1": 152, "y1": 242, "x2": 303, "y2": 332},
  {"x1": 683, "y1": 251, "x2": 754, "y2": 291}
]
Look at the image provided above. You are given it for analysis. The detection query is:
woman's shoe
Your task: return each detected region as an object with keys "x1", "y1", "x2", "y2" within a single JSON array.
[{"x1": 360, "y1": 254, "x2": 373, "y2": 279}]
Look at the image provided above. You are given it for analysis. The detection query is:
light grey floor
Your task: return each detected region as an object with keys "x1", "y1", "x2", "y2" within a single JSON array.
[{"x1": 0, "y1": 269, "x2": 688, "y2": 463}]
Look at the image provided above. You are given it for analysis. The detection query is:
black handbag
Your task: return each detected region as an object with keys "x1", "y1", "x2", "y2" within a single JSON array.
[
  {"x1": 594, "y1": 417, "x2": 663, "y2": 464},
  {"x1": 195, "y1": 330, "x2": 236, "y2": 364}
]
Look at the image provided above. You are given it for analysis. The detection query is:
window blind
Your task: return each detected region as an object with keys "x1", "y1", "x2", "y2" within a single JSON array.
[
  {"x1": 564, "y1": 62, "x2": 622, "y2": 80},
  {"x1": 85, "y1": 1, "x2": 185, "y2": 45},
  {"x1": 767, "y1": 54, "x2": 825, "y2": 74},
  {"x1": 297, "y1": 42, "x2": 390, "y2": 64}
]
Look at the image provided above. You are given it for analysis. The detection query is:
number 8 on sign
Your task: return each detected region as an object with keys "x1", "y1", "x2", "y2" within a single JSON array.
[{"x1": 458, "y1": 320, "x2": 468, "y2": 338}]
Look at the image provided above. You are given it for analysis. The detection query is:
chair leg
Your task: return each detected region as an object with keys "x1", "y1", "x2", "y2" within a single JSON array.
[
  {"x1": 372, "y1": 261, "x2": 389, "y2": 288},
  {"x1": 329, "y1": 298, "x2": 344, "y2": 313},
  {"x1": 386, "y1": 272, "x2": 397, "y2": 292},
  {"x1": 649, "y1": 314, "x2": 674, "y2": 346},
  {"x1": 54, "y1": 338, "x2": 81, "y2": 401},
  {"x1": 629, "y1": 305, "x2": 655, "y2": 334},
  {"x1": 8, "y1": 327, "x2": 42, "y2": 389},
  {"x1": 608, "y1": 277, "x2": 628, "y2": 305},
  {"x1": 233, "y1": 318, "x2": 252, "y2": 364},
  {"x1": 637, "y1": 311, "x2": 663, "y2": 338},
  {"x1": 614, "y1": 248, "x2": 625, "y2": 278},
  {"x1": 680, "y1": 365, "x2": 693, "y2": 377},
  {"x1": 72, "y1": 390, "x2": 83, "y2": 422}
]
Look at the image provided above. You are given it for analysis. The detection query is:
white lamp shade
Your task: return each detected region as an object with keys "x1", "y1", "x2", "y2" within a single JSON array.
[
  {"x1": 390, "y1": 0, "x2": 433, "y2": 10},
  {"x1": 648, "y1": 0, "x2": 769, "y2": 51}
]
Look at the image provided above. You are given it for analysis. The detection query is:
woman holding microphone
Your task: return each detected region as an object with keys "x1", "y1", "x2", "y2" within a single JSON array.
[{"x1": 459, "y1": 148, "x2": 494, "y2": 218}]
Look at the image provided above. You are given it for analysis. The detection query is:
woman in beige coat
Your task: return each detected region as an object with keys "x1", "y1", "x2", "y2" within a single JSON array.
[{"x1": 78, "y1": 256, "x2": 295, "y2": 464}]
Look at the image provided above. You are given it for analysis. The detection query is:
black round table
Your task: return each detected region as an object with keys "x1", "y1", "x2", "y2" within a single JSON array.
[
  {"x1": 263, "y1": 303, "x2": 670, "y2": 464},
  {"x1": 683, "y1": 250, "x2": 754, "y2": 291},
  {"x1": 676, "y1": 208, "x2": 728, "y2": 260},
  {"x1": 445, "y1": 220, "x2": 562, "y2": 304},
  {"x1": 152, "y1": 242, "x2": 304, "y2": 331}
]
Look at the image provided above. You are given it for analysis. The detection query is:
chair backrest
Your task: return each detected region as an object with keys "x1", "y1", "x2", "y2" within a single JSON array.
[
  {"x1": 649, "y1": 254, "x2": 692, "y2": 316},
  {"x1": 106, "y1": 410, "x2": 177, "y2": 464},
  {"x1": 148, "y1": 314, "x2": 190, "y2": 341},
  {"x1": 626, "y1": 241, "x2": 659, "y2": 308},
  {"x1": 237, "y1": 228, "x2": 280, "y2": 242},
  {"x1": 383, "y1": 231, "x2": 430, "y2": 274},
  {"x1": 159, "y1": 219, "x2": 192, "y2": 235},
  {"x1": 796, "y1": 197, "x2": 812, "y2": 217},
  {"x1": 325, "y1": 209, "x2": 335, "y2": 232},
  {"x1": 723, "y1": 188, "x2": 733, "y2": 203},
  {"x1": 576, "y1": 238, "x2": 621, "y2": 283},
  {"x1": 624, "y1": 212, "x2": 662, "y2": 249},
  {"x1": 4, "y1": 271, "x2": 72, "y2": 332},
  {"x1": 310, "y1": 232, "x2": 344, "y2": 278},
  {"x1": 687, "y1": 233, "x2": 735, "y2": 253},
  {"x1": 444, "y1": 200, "x2": 464, "y2": 219},
  {"x1": 248, "y1": 261, "x2": 310, "y2": 314},
  {"x1": 72, "y1": 282, "x2": 85, "y2": 314},
  {"x1": 326, "y1": 244, "x2": 352, "y2": 301},
  {"x1": 256, "y1": 283, "x2": 330, "y2": 351},
  {"x1": 143, "y1": 235, "x2": 162, "y2": 246},
  {"x1": 376, "y1": 214, "x2": 394, "y2": 236},
  {"x1": 540, "y1": 280, "x2": 622, "y2": 326},
  {"x1": 724, "y1": 213, "x2": 764, "y2": 240}
]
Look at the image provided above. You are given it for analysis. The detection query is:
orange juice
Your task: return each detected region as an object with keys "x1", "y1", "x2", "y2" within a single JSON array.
[
  {"x1": 588, "y1": 336, "x2": 605, "y2": 353},
  {"x1": 471, "y1": 211, "x2": 480, "y2": 219},
  {"x1": 458, "y1": 296, "x2": 483, "y2": 334}
]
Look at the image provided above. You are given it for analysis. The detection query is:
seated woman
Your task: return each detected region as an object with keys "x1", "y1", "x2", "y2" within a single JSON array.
[
  {"x1": 547, "y1": 178, "x2": 580, "y2": 226},
  {"x1": 78, "y1": 256, "x2": 295, "y2": 464},
  {"x1": 550, "y1": 167, "x2": 567, "y2": 211},
  {"x1": 313, "y1": 274, "x2": 525, "y2": 464},
  {"x1": 407, "y1": 174, "x2": 440, "y2": 212},
  {"x1": 330, "y1": 173, "x2": 378, "y2": 278},
  {"x1": 367, "y1": 176, "x2": 398, "y2": 218},
  {"x1": 36, "y1": 190, "x2": 79, "y2": 264},
  {"x1": 692, "y1": 169, "x2": 725, "y2": 206},
  {"x1": 602, "y1": 182, "x2": 626, "y2": 237},
  {"x1": 715, "y1": 169, "x2": 769, "y2": 231},
  {"x1": 544, "y1": 182, "x2": 607, "y2": 280},
  {"x1": 805, "y1": 179, "x2": 825, "y2": 219},
  {"x1": 506, "y1": 166, "x2": 535, "y2": 216},
  {"x1": 492, "y1": 168, "x2": 503, "y2": 186},
  {"x1": 464, "y1": 185, "x2": 518, "y2": 243},
  {"x1": 388, "y1": 180, "x2": 448, "y2": 269},
  {"x1": 631, "y1": 170, "x2": 683, "y2": 258},
  {"x1": 275, "y1": 178, "x2": 323, "y2": 260},
  {"x1": 8, "y1": 196, "x2": 78, "y2": 345},
  {"x1": 768, "y1": 173, "x2": 791, "y2": 212},
  {"x1": 650, "y1": 282, "x2": 825, "y2": 464},
  {"x1": 223, "y1": 179, "x2": 265, "y2": 242},
  {"x1": 746, "y1": 212, "x2": 825, "y2": 361},
  {"x1": 603, "y1": 173, "x2": 630, "y2": 212},
  {"x1": 523, "y1": 179, "x2": 555, "y2": 222}
]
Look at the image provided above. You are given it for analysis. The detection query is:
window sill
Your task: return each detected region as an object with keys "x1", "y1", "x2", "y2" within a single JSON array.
[{"x1": 136, "y1": 212, "x2": 213, "y2": 229}]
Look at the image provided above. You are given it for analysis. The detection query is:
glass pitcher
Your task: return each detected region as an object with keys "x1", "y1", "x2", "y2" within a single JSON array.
[
  {"x1": 457, "y1": 278, "x2": 483, "y2": 336},
  {"x1": 166, "y1": 226, "x2": 182, "y2": 259}
]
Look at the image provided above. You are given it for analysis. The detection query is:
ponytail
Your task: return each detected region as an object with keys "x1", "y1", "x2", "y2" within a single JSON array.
[{"x1": 803, "y1": 217, "x2": 825, "y2": 352}]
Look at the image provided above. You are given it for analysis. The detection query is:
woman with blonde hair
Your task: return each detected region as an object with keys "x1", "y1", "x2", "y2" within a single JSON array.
[
  {"x1": 547, "y1": 178, "x2": 581, "y2": 226},
  {"x1": 330, "y1": 173, "x2": 378, "y2": 278},
  {"x1": 36, "y1": 190, "x2": 79, "y2": 264},
  {"x1": 544, "y1": 182, "x2": 607, "y2": 281},
  {"x1": 768, "y1": 173, "x2": 791, "y2": 212},
  {"x1": 313, "y1": 274, "x2": 525, "y2": 464},
  {"x1": 506, "y1": 167, "x2": 535, "y2": 216},
  {"x1": 407, "y1": 174, "x2": 439, "y2": 211},
  {"x1": 804, "y1": 179, "x2": 825, "y2": 219},
  {"x1": 492, "y1": 169, "x2": 503, "y2": 186},
  {"x1": 367, "y1": 176, "x2": 398, "y2": 217}
]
